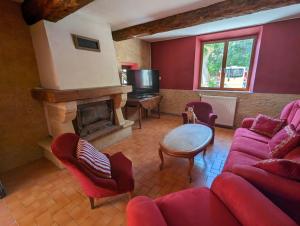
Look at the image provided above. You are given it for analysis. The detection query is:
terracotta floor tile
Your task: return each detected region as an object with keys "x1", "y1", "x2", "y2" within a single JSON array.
[{"x1": 0, "y1": 115, "x2": 233, "y2": 226}]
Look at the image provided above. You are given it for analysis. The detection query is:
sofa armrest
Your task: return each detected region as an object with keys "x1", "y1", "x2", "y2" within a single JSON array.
[
  {"x1": 231, "y1": 164, "x2": 300, "y2": 202},
  {"x1": 208, "y1": 113, "x2": 218, "y2": 126},
  {"x1": 127, "y1": 196, "x2": 167, "y2": 226},
  {"x1": 182, "y1": 112, "x2": 188, "y2": 124},
  {"x1": 212, "y1": 172, "x2": 297, "y2": 226},
  {"x1": 241, "y1": 117, "x2": 255, "y2": 128}
]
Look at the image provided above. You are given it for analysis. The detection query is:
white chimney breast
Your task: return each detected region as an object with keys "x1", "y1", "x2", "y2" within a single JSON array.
[{"x1": 30, "y1": 12, "x2": 120, "y2": 90}]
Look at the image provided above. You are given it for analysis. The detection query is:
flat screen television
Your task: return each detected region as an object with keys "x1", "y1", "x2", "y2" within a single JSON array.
[{"x1": 126, "y1": 69, "x2": 159, "y2": 95}]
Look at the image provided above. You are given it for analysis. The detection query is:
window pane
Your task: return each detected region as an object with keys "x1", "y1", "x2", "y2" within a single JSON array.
[
  {"x1": 224, "y1": 38, "x2": 254, "y2": 89},
  {"x1": 201, "y1": 42, "x2": 224, "y2": 88}
]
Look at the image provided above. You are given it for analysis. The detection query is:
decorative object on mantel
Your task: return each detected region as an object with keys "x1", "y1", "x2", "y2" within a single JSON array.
[
  {"x1": 72, "y1": 34, "x2": 100, "y2": 52},
  {"x1": 0, "y1": 181, "x2": 6, "y2": 199}
]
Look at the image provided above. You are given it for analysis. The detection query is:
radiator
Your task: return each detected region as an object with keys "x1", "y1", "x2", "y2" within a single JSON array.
[{"x1": 200, "y1": 95, "x2": 237, "y2": 127}]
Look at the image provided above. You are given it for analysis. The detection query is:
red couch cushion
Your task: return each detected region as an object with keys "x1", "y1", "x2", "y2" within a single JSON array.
[
  {"x1": 230, "y1": 136, "x2": 270, "y2": 159},
  {"x1": 231, "y1": 164, "x2": 300, "y2": 224},
  {"x1": 223, "y1": 151, "x2": 262, "y2": 172},
  {"x1": 234, "y1": 128, "x2": 270, "y2": 144},
  {"x1": 155, "y1": 187, "x2": 240, "y2": 226},
  {"x1": 269, "y1": 125, "x2": 300, "y2": 158},
  {"x1": 250, "y1": 114, "x2": 284, "y2": 138},
  {"x1": 255, "y1": 159, "x2": 300, "y2": 181},
  {"x1": 212, "y1": 172, "x2": 298, "y2": 226},
  {"x1": 280, "y1": 100, "x2": 300, "y2": 131},
  {"x1": 76, "y1": 138, "x2": 112, "y2": 179},
  {"x1": 127, "y1": 196, "x2": 168, "y2": 226},
  {"x1": 285, "y1": 147, "x2": 300, "y2": 161}
]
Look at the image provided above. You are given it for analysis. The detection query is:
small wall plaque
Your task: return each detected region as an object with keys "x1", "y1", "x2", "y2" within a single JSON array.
[{"x1": 72, "y1": 34, "x2": 100, "y2": 52}]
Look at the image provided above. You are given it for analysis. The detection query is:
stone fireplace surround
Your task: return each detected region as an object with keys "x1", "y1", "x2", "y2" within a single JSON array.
[{"x1": 32, "y1": 85, "x2": 134, "y2": 168}]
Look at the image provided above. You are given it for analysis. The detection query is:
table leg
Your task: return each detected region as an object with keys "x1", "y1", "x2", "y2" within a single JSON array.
[
  {"x1": 138, "y1": 105, "x2": 142, "y2": 129},
  {"x1": 125, "y1": 105, "x2": 128, "y2": 120},
  {"x1": 188, "y1": 157, "x2": 194, "y2": 183},
  {"x1": 159, "y1": 148, "x2": 164, "y2": 170},
  {"x1": 158, "y1": 104, "x2": 161, "y2": 119},
  {"x1": 203, "y1": 148, "x2": 207, "y2": 157}
]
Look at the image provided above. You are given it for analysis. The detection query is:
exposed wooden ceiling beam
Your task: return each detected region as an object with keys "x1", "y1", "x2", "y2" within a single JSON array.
[
  {"x1": 21, "y1": 0, "x2": 94, "y2": 25},
  {"x1": 112, "y1": 0, "x2": 300, "y2": 41}
]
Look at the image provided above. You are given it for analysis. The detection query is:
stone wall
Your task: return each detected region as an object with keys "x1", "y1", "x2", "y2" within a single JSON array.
[
  {"x1": 114, "y1": 38, "x2": 151, "y2": 69},
  {"x1": 0, "y1": 0, "x2": 48, "y2": 172},
  {"x1": 160, "y1": 89, "x2": 300, "y2": 127}
]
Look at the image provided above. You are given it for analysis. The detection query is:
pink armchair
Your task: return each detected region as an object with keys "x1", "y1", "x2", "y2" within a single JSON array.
[
  {"x1": 182, "y1": 101, "x2": 217, "y2": 143},
  {"x1": 51, "y1": 133, "x2": 134, "y2": 209}
]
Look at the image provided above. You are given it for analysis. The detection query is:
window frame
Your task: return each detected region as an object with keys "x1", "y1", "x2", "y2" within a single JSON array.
[{"x1": 198, "y1": 35, "x2": 258, "y2": 91}]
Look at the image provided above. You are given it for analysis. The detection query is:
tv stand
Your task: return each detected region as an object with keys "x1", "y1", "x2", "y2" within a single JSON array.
[
  {"x1": 125, "y1": 94, "x2": 162, "y2": 129},
  {"x1": 128, "y1": 93, "x2": 157, "y2": 99}
]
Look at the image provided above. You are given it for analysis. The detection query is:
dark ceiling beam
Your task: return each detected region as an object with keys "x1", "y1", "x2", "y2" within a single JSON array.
[
  {"x1": 112, "y1": 0, "x2": 300, "y2": 41},
  {"x1": 21, "y1": 0, "x2": 95, "y2": 25}
]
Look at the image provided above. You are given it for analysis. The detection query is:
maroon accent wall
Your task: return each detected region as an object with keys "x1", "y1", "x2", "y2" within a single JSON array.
[
  {"x1": 151, "y1": 37, "x2": 196, "y2": 90},
  {"x1": 253, "y1": 19, "x2": 300, "y2": 94},
  {"x1": 151, "y1": 18, "x2": 300, "y2": 94}
]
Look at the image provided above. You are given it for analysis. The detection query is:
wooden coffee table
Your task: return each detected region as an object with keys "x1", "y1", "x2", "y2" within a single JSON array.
[{"x1": 159, "y1": 124, "x2": 213, "y2": 182}]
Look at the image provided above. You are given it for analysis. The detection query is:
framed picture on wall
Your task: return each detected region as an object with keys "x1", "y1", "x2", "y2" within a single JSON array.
[{"x1": 72, "y1": 34, "x2": 100, "y2": 52}]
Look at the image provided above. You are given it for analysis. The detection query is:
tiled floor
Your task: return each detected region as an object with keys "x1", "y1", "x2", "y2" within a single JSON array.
[{"x1": 0, "y1": 115, "x2": 234, "y2": 226}]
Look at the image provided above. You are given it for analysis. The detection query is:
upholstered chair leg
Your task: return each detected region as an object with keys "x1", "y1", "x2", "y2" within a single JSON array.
[
  {"x1": 209, "y1": 128, "x2": 215, "y2": 144},
  {"x1": 89, "y1": 197, "x2": 95, "y2": 209},
  {"x1": 128, "y1": 191, "x2": 134, "y2": 200}
]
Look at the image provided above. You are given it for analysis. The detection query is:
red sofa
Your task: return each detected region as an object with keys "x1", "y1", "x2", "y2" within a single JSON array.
[
  {"x1": 127, "y1": 100, "x2": 300, "y2": 226},
  {"x1": 127, "y1": 172, "x2": 298, "y2": 226},
  {"x1": 224, "y1": 100, "x2": 300, "y2": 171},
  {"x1": 223, "y1": 100, "x2": 300, "y2": 223}
]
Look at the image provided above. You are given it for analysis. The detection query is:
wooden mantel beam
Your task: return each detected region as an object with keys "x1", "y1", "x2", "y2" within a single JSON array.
[
  {"x1": 112, "y1": 0, "x2": 300, "y2": 41},
  {"x1": 21, "y1": 0, "x2": 95, "y2": 25}
]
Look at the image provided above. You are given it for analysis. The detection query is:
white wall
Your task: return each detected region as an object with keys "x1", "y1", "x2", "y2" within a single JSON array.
[{"x1": 30, "y1": 12, "x2": 120, "y2": 90}]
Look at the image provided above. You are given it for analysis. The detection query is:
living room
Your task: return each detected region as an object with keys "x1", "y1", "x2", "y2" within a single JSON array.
[{"x1": 0, "y1": 0, "x2": 300, "y2": 226}]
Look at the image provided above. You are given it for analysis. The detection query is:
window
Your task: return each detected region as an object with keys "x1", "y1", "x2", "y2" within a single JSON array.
[{"x1": 199, "y1": 36, "x2": 256, "y2": 90}]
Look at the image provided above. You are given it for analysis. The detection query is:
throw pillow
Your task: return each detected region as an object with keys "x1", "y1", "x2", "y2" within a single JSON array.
[
  {"x1": 76, "y1": 138, "x2": 111, "y2": 179},
  {"x1": 269, "y1": 124, "x2": 300, "y2": 158},
  {"x1": 255, "y1": 159, "x2": 300, "y2": 181},
  {"x1": 250, "y1": 114, "x2": 284, "y2": 137}
]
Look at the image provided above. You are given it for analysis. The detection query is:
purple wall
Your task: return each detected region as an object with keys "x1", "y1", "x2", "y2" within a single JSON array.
[{"x1": 151, "y1": 18, "x2": 300, "y2": 94}]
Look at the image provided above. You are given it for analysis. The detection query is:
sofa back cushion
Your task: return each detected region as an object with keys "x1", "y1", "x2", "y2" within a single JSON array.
[
  {"x1": 230, "y1": 164, "x2": 300, "y2": 224},
  {"x1": 250, "y1": 114, "x2": 284, "y2": 137},
  {"x1": 269, "y1": 125, "x2": 300, "y2": 158},
  {"x1": 280, "y1": 100, "x2": 300, "y2": 131},
  {"x1": 211, "y1": 172, "x2": 298, "y2": 226}
]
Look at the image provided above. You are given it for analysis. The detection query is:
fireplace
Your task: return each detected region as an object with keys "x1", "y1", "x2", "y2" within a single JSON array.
[
  {"x1": 31, "y1": 85, "x2": 134, "y2": 169},
  {"x1": 73, "y1": 99, "x2": 121, "y2": 140}
]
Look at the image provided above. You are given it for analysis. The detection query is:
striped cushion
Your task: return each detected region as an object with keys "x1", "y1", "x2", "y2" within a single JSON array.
[{"x1": 76, "y1": 138, "x2": 111, "y2": 179}]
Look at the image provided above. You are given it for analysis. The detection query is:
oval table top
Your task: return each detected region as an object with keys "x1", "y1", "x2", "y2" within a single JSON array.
[{"x1": 160, "y1": 124, "x2": 212, "y2": 155}]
